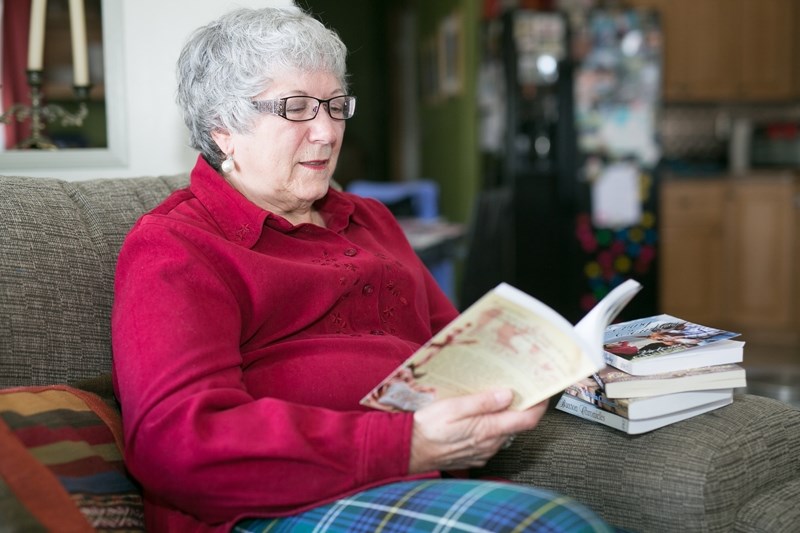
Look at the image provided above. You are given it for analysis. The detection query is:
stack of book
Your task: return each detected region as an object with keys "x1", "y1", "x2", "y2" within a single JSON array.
[{"x1": 556, "y1": 314, "x2": 746, "y2": 434}]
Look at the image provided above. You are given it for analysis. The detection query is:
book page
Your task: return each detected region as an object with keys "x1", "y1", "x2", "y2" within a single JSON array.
[
  {"x1": 574, "y1": 279, "x2": 643, "y2": 351},
  {"x1": 361, "y1": 284, "x2": 600, "y2": 412}
]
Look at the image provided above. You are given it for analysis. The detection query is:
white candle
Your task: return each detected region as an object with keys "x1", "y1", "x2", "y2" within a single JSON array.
[
  {"x1": 68, "y1": 0, "x2": 90, "y2": 86},
  {"x1": 27, "y1": 0, "x2": 48, "y2": 71}
]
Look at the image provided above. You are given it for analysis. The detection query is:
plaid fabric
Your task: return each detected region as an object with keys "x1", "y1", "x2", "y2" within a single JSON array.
[{"x1": 233, "y1": 479, "x2": 614, "y2": 532}]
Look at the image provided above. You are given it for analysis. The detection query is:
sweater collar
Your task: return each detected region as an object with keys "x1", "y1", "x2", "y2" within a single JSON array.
[{"x1": 188, "y1": 155, "x2": 364, "y2": 248}]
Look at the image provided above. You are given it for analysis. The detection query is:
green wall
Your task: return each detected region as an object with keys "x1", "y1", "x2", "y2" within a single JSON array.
[{"x1": 415, "y1": 0, "x2": 480, "y2": 224}]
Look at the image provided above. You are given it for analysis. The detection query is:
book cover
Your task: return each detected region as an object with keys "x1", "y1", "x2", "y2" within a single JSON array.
[
  {"x1": 603, "y1": 314, "x2": 743, "y2": 375},
  {"x1": 564, "y1": 377, "x2": 735, "y2": 419},
  {"x1": 593, "y1": 364, "x2": 746, "y2": 398},
  {"x1": 360, "y1": 279, "x2": 642, "y2": 412},
  {"x1": 555, "y1": 392, "x2": 734, "y2": 434}
]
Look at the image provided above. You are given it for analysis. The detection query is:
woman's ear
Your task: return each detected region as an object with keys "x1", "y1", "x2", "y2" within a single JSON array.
[{"x1": 211, "y1": 129, "x2": 232, "y2": 155}]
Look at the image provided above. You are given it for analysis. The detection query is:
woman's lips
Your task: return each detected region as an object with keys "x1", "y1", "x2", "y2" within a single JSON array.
[{"x1": 301, "y1": 159, "x2": 328, "y2": 170}]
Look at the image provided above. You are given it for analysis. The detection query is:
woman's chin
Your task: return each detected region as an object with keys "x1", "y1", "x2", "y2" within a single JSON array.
[{"x1": 301, "y1": 180, "x2": 331, "y2": 203}]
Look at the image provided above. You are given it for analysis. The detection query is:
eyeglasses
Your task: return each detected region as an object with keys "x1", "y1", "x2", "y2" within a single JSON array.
[{"x1": 252, "y1": 95, "x2": 357, "y2": 122}]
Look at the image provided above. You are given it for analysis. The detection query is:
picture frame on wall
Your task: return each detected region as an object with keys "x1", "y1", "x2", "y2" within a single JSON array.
[
  {"x1": 0, "y1": 0, "x2": 128, "y2": 171},
  {"x1": 438, "y1": 10, "x2": 463, "y2": 97}
]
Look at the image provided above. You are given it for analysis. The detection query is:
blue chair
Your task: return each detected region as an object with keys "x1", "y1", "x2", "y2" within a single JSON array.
[{"x1": 346, "y1": 180, "x2": 440, "y2": 221}]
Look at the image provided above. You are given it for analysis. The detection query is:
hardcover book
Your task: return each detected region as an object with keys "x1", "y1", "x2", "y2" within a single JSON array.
[
  {"x1": 360, "y1": 279, "x2": 643, "y2": 412},
  {"x1": 555, "y1": 392, "x2": 733, "y2": 434},
  {"x1": 603, "y1": 314, "x2": 743, "y2": 375}
]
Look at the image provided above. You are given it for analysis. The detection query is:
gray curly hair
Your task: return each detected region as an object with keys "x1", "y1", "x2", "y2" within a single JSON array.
[{"x1": 175, "y1": 6, "x2": 349, "y2": 170}]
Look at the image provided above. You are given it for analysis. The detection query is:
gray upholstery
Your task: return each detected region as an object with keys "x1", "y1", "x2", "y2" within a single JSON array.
[
  {"x1": 1, "y1": 173, "x2": 799, "y2": 532},
  {"x1": 0, "y1": 174, "x2": 188, "y2": 386},
  {"x1": 482, "y1": 394, "x2": 800, "y2": 532}
]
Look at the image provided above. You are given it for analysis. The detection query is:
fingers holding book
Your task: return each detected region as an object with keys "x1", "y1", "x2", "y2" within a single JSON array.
[{"x1": 408, "y1": 390, "x2": 546, "y2": 474}]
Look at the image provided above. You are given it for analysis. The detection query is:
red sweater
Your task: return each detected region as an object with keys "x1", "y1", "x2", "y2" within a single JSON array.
[{"x1": 111, "y1": 156, "x2": 459, "y2": 531}]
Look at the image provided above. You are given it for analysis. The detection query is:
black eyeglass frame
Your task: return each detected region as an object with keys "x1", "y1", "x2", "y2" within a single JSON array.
[{"x1": 251, "y1": 95, "x2": 357, "y2": 122}]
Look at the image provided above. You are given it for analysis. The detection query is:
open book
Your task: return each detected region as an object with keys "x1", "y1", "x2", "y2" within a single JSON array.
[{"x1": 360, "y1": 279, "x2": 643, "y2": 412}]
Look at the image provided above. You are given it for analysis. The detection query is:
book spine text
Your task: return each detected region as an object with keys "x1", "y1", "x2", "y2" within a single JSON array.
[{"x1": 556, "y1": 394, "x2": 629, "y2": 432}]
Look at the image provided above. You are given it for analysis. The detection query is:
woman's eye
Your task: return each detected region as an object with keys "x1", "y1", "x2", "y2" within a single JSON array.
[{"x1": 286, "y1": 103, "x2": 308, "y2": 114}]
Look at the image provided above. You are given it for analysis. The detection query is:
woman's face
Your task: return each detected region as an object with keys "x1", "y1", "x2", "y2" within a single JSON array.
[{"x1": 213, "y1": 69, "x2": 346, "y2": 217}]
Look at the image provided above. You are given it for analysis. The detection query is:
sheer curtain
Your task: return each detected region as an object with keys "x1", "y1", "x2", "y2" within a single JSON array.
[{"x1": 1, "y1": 0, "x2": 33, "y2": 149}]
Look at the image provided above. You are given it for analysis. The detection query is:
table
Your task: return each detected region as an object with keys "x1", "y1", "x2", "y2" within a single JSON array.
[{"x1": 399, "y1": 218, "x2": 466, "y2": 303}]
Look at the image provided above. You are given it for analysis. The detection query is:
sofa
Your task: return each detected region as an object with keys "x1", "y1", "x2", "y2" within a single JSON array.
[{"x1": 1, "y1": 173, "x2": 799, "y2": 532}]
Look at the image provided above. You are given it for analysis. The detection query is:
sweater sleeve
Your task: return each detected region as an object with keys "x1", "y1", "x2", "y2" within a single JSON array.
[{"x1": 111, "y1": 221, "x2": 420, "y2": 524}]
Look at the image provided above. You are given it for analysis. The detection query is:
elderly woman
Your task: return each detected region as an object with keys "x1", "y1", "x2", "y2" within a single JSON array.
[{"x1": 112, "y1": 6, "x2": 614, "y2": 532}]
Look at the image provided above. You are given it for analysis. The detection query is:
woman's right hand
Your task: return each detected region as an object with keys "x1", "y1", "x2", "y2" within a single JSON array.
[{"x1": 408, "y1": 389, "x2": 548, "y2": 474}]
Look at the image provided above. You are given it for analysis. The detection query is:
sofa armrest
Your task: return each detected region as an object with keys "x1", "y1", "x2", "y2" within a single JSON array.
[{"x1": 475, "y1": 394, "x2": 800, "y2": 533}]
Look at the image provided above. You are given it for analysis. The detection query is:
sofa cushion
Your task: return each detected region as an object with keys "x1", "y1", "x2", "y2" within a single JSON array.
[
  {"x1": 0, "y1": 174, "x2": 188, "y2": 387},
  {"x1": 0, "y1": 385, "x2": 143, "y2": 531}
]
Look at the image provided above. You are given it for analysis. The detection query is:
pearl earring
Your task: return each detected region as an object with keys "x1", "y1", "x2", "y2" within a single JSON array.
[{"x1": 221, "y1": 154, "x2": 235, "y2": 173}]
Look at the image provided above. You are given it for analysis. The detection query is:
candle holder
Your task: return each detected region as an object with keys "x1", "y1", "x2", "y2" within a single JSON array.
[{"x1": 0, "y1": 70, "x2": 90, "y2": 150}]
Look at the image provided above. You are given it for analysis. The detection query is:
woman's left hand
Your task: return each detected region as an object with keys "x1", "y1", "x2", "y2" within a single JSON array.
[{"x1": 407, "y1": 389, "x2": 548, "y2": 474}]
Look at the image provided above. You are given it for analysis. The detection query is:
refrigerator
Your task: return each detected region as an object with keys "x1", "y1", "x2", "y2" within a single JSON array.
[{"x1": 467, "y1": 5, "x2": 662, "y2": 322}]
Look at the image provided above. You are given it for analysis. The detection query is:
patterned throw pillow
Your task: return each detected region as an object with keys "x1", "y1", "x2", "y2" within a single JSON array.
[{"x1": 0, "y1": 385, "x2": 144, "y2": 532}]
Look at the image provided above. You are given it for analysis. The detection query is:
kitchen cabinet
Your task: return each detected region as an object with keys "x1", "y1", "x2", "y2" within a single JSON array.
[
  {"x1": 659, "y1": 174, "x2": 799, "y2": 339},
  {"x1": 659, "y1": 179, "x2": 728, "y2": 326},
  {"x1": 726, "y1": 177, "x2": 797, "y2": 331},
  {"x1": 737, "y1": 0, "x2": 796, "y2": 101},
  {"x1": 628, "y1": 0, "x2": 798, "y2": 102}
]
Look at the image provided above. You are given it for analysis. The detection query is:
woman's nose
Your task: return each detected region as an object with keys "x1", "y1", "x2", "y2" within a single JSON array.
[{"x1": 307, "y1": 110, "x2": 342, "y2": 143}]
